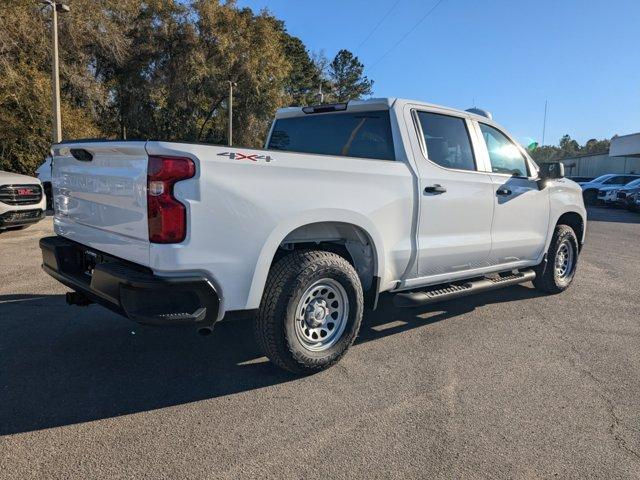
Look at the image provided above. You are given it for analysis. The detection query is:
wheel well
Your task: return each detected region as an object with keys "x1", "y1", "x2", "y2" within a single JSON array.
[
  {"x1": 557, "y1": 212, "x2": 584, "y2": 250},
  {"x1": 275, "y1": 222, "x2": 377, "y2": 292}
]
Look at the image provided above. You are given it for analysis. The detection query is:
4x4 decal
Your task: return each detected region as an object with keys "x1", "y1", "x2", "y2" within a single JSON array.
[{"x1": 217, "y1": 151, "x2": 273, "y2": 163}]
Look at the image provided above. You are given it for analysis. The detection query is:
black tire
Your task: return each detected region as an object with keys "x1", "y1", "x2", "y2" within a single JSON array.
[
  {"x1": 254, "y1": 250, "x2": 364, "y2": 374},
  {"x1": 583, "y1": 189, "x2": 598, "y2": 206},
  {"x1": 533, "y1": 224, "x2": 579, "y2": 293}
]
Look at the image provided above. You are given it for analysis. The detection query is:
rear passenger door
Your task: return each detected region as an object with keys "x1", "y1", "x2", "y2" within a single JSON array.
[
  {"x1": 475, "y1": 122, "x2": 550, "y2": 265},
  {"x1": 407, "y1": 108, "x2": 495, "y2": 280}
]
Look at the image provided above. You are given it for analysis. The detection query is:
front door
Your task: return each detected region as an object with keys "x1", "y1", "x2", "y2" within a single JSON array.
[
  {"x1": 410, "y1": 109, "x2": 495, "y2": 279},
  {"x1": 476, "y1": 122, "x2": 550, "y2": 264}
]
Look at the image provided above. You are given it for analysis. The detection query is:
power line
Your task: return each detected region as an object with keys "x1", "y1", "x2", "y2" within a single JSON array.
[
  {"x1": 357, "y1": 0, "x2": 402, "y2": 50},
  {"x1": 368, "y1": 0, "x2": 446, "y2": 71}
]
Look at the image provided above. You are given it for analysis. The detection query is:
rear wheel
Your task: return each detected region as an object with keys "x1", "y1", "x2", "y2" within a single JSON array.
[
  {"x1": 255, "y1": 250, "x2": 363, "y2": 374},
  {"x1": 533, "y1": 224, "x2": 579, "y2": 293}
]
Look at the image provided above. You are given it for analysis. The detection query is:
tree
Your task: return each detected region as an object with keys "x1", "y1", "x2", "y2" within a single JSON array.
[
  {"x1": 559, "y1": 134, "x2": 580, "y2": 156},
  {"x1": 327, "y1": 49, "x2": 373, "y2": 102},
  {"x1": 276, "y1": 24, "x2": 322, "y2": 106},
  {"x1": 0, "y1": 0, "x2": 117, "y2": 174},
  {"x1": 584, "y1": 138, "x2": 610, "y2": 154},
  {"x1": 0, "y1": 1, "x2": 374, "y2": 174},
  {"x1": 529, "y1": 135, "x2": 611, "y2": 164}
]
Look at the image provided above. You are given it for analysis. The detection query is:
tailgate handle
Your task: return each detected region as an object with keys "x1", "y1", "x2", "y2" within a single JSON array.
[{"x1": 70, "y1": 149, "x2": 93, "y2": 162}]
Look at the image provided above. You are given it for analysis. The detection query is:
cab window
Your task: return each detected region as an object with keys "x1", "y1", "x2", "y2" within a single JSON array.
[
  {"x1": 268, "y1": 110, "x2": 395, "y2": 161},
  {"x1": 416, "y1": 112, "x2": 476, "y2": 171},
  {"x1": 479, "y1": 123, "x2": 529, "y2": 177}
]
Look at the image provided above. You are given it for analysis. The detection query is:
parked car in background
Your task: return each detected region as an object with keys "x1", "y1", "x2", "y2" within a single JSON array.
[
  {"x1": 612, "y1": 178, "x2": 640, "y2": 207},
  {"x1": 597, "y1": 186, "x2": 618, "y2": 204},
  {"x1": 35, "y1": 156, "x2": 52, "y2": 210},
  {"x1": 581, "y1": 174, "x2": 640, "y2": 205},
  {"x1": 626, "y1": 191, "x2": 640, "y2": 212},
  {"x1": 0, "y1": 170, "x2": 46, "y2": 231},
  {"x1": 568, "y1": 176, "x2": 595, "y2": 184}
]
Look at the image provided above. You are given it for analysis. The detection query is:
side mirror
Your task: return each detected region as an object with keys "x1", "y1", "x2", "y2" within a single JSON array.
[
  {"x1": 537, "y1": 162, "x2": 564, "y2": 189},
  {"x1": 539, "y1": 162, "x2": 565, "y2": 180}
]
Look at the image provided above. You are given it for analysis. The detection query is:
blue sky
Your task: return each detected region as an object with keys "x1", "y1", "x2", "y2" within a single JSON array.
[{"x1": 236, "y1": 0, "x2": 640, "y2": 146}]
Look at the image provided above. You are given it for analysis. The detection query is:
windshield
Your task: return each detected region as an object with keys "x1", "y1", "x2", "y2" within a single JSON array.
[
  {"x1": 268, "y1": 110, "x2": 395, "y2": 161},
  {"x1": 591, "y1": 174, "x2": 612, "y2": 183}
]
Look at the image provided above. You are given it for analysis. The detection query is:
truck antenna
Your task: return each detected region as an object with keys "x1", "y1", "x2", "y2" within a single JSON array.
[{"x1": 542, "y1": 100, "x2": 548, "y2": 146}]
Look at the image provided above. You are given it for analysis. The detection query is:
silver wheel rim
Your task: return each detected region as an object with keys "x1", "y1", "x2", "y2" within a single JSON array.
[
  {"x1": 555, "y1": 238, "x2": 575, "y2": 279},
  {"x1": 294, "y1": 278, "x2": 349, "y2": 352}
]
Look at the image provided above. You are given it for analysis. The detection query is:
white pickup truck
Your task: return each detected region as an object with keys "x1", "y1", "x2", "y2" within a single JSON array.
[{"x1": 41, "y1": 98, "x2": 586, "y2": 373}]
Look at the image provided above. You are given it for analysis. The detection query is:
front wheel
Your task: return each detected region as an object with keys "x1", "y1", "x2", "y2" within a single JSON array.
[
  {"x1": 533, "y1": 224, "x2": 579, "y2": 293},
  {"x1": 255, "y1": 250, "x2": 364, "y2": 374}
]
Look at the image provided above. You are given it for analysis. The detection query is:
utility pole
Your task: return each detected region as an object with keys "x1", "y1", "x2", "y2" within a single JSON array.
[
  {"x1": 42, "y1": 1, "x2": 69, "y2": 144},
  {"x1": 227, "y1": 81, "x2": 237, "y2": 146},
  {"x1": 541, "y1": 100, "x2": 548, "y2": 146},
  {"x1": 315, "y1": 83, "x2": 324, "y2": 104}
]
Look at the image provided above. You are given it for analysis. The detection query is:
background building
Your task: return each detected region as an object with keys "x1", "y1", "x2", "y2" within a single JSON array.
[{"x1": 560, "y1": 132, "x2": 640, "y2": 177}]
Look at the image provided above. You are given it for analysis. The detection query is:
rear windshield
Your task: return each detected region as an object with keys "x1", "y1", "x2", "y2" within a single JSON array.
[{"x1": 267, "y1": 110, "x2": 395, "y2": 161}]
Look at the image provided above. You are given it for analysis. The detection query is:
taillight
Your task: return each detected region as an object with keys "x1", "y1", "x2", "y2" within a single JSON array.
[{"x1": 147, "y1": 155, "x2": 195, "y2": 243}]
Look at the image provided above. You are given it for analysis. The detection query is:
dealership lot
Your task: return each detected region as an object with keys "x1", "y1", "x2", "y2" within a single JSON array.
[{"x1": 1, "y1": 208, "x2": 639, "y2": 479}]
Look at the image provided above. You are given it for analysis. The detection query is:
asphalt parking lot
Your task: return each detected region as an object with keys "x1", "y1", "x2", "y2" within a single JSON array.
[{"x1": 1, "y1": 208, "x2": 639, "y2": 479}]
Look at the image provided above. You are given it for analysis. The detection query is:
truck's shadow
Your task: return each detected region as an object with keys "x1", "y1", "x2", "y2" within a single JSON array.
[{"x1": 0, "y1": 286, "x2": 543, "y2": 435}]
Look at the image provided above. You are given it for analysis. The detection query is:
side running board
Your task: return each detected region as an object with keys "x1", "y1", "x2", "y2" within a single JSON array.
[{"x1": 393, "y1": 270, "x2": 536, "y2": 308}]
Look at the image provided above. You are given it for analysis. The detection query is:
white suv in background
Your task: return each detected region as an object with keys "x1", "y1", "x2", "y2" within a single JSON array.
[{"x1": 0, "y1": 170, "x2": 46, "y2": 231}]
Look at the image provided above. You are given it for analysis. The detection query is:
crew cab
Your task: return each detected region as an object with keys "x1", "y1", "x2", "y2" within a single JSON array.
[
  {"x1": 0, "y1": 170, "x2": 46, "y2": 231},
  {"x1": 40, "y1": 98, "x2": 586, "y2": 373}
]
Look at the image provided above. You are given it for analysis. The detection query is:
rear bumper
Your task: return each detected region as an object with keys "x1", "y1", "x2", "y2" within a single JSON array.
[
  {"x1": 40, "y1": 236, "x2": 220, "y2": 327},
  {"x1": 0, "y1": 209, "x2": 45, "y2": 228}
]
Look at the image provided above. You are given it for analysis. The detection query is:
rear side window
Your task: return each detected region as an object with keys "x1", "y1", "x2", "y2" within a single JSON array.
[
  {"x1": 416, "y1": 112, "x2": 476, "y2": 171},
  {"x1": 268, "y1": 110, "x2": 395, "y2": 161},
  {"x1": 479, "y1": 123, "x2": 529, "y2": 177}
]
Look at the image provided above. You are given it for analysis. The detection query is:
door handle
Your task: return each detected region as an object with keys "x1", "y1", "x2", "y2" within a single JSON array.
[
  {"x1": 496, "y1": 187, "x2": 512, "y2": 196},
  {"x1": 424, "y1": 184, "x2": 447, "y2": 194}
]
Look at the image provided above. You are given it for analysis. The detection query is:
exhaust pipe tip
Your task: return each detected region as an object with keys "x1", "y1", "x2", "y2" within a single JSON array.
[{"x1": 198, "y1": 327, "x2": 213, "y2": 336}]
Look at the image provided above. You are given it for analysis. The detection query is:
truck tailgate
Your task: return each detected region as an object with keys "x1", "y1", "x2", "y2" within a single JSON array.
[{"x1": 52, "y1": 141, "x2": 150, "y2": 266}]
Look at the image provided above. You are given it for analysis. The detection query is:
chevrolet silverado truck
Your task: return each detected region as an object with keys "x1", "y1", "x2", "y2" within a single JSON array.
[
  {"x1": 0, "y1": 170, "x2": 46, "y2": 231},
  {"x1": 40, "y1": 98, "x2": 586, "y2": 373}
]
